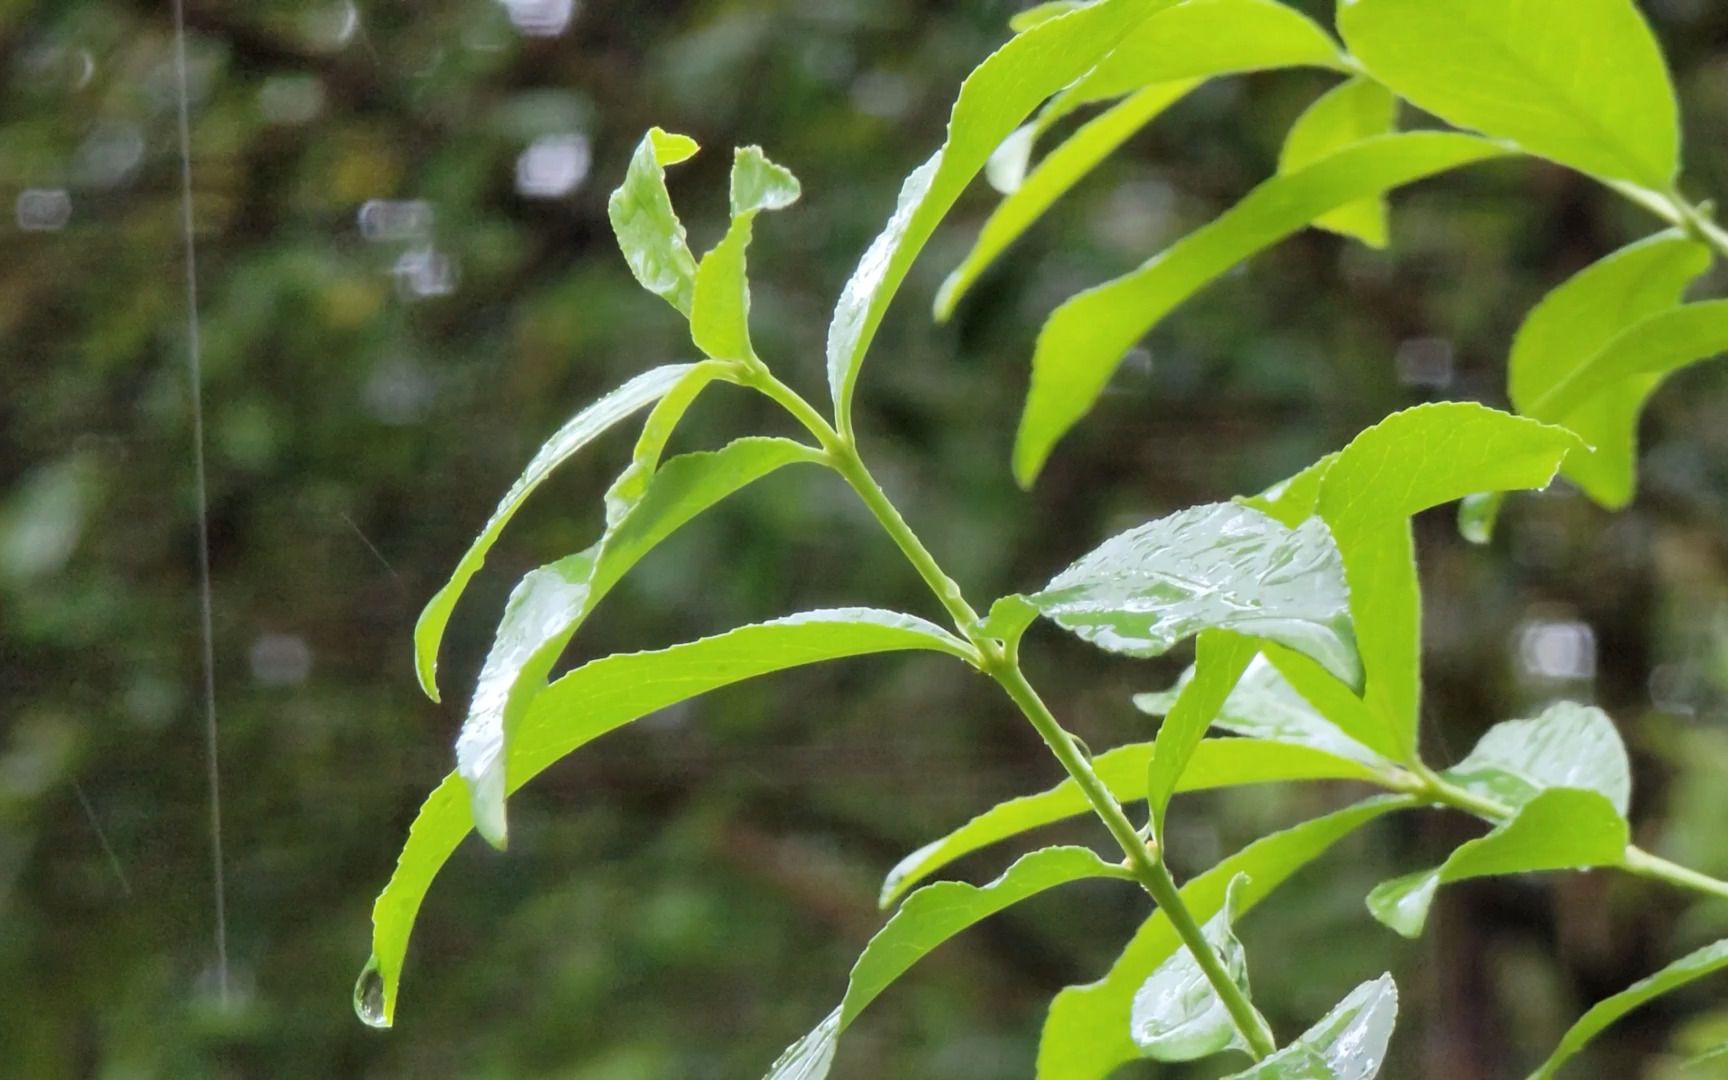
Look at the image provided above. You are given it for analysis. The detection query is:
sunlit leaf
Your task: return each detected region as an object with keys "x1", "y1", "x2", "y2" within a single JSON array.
[
  {"x1": 881, "y1": 737, "x2": 1387, "y2": 907},
  {"x1": 979, "y1": 592, "x2": 1040, "y2": 648},
  {"x1": 1220, "y1": 974, "x2": 1399, "y2": 1079},
  {"x1": 1013, "y1": 133, "x2": 1508, "y2": 485},
  {"x1": 1010, "y1": 0, "x2": 1093, "y2": 31},
  {"x1": 1442, "y1": 702, "x2": 1632, "y2": 817},
  {"x1": 1131, "y1": 873, "x2": 1266, "y2": 1061},
  {"x1": 1338, "y1": 0, "x2": 1680, "y2": 188},
  {"x1": 456, "y1": 437, "x2": 825, "y2": 847},
  {"x1": 412, "y1": 364, "x2": 694, "y2": 701},
  {"x1": 1136, "y1": 653, "x2": 1397, "y2": 771},
  {"x1": 766, "y1": 846, "x2": 1134, "y2": 1079},
  {"x1": 1238, "y1": 453, "x2": 1339, "y2": 528},
  {"x1": 1366, "y1": 788, "x2": 1628, "y2": 939},
  {"x1": 1145, "y1": 631, "x2": 1258, "y2": 842},
  {"x1": 1508, "y1": 231, "x2": 1710, "y2": 508},
  {"x1": 608, "y1": 128, "x2": 702, "y2": 314},
  {"x1": 367, "y1": 608, "x2": 975, "y2": 1026},
  {"x1": 1278, "y1": 78, "x2": 1399, "y2": 247},
  {"x1": 1036, "y1": 797, "x2": 1415, "y2": 1079},
  {"x1": 1317, "y1": 403, "x2": 1584, "y2": 761},
  {"x1": 1532, "y1": 939, "x2": 1728, "y2": 1079},
  {"x1": 826, "y1": 0, "x2": 1175, "y2": 425},
  {"x1": 690, "y1": 147, "x2": 801, "y2": 362},
  {"x1": 1030, "y1": 502, "x2": 1361, "y2": 688}
]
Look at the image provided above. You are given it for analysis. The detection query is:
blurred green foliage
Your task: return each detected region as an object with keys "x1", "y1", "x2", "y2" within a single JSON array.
[{"x1": 6, "y1": 0, "x2": 1728, "y2": 1075}]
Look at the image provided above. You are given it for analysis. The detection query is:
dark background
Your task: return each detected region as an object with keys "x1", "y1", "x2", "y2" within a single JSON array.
[{"x1": 6, "y1": 0, "x2": 1728, "y2": 1075}]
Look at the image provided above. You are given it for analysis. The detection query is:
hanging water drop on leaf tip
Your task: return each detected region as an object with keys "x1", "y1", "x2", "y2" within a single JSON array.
[{"x1": 353, "y1": 955, "x2": 390, "y2": 1029}]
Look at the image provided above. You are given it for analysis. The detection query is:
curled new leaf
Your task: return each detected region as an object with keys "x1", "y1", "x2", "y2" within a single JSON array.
[
  {"x1": 412, "y1": 364, "x2": 694, "y2": 701},
  {"x1": 367, "y1": 609, "x2": 974, "y2": 1027},
  {"x1": 1030, "y1": 502, "x2": 1362, "y2": 689},
  {"x1": 608, "y1": 128, "x2": 702, "y2": 314},
  {"x1": 1532, "y1": 939, "x2": 1728, "y2": 1079},
  {"x1": 765, "y1": 846, "x2": 1134, "y2": 1079},
  {"x1": 881, "y1": 737, "x2": 1385, "y2": 907},
  {"x1": 1013, "y1": 133, "x2": 1508, "y2": 485},
  {"x1": 1338, "y1": 0, "x2": 1680, "y2": 189},
  {"x1": 1221, "y1": 974, "x2": 1399, "y2": 1079},
  {"x1": 690, "y1": 147, "x2": 801, "y2": 362},
  {"x1": 1131, "y1": 873, "x2": 1266, "y2": 1062},
  {"x1": 1366, "y1": 788, "x2": 1629, "y2": 939}
]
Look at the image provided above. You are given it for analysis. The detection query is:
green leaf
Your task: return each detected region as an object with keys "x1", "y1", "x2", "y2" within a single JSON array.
[
  {"x1": 1013, "y1": 133, "x2": 1508, "y2": 485},
  {"x1": 1036, "y1": 797, "x2": 1414, "y2": 1079},
  {"x1": 940, "y1": 81, "x2": 1198, "y2": 316},
  {"x1": 1010, "y1": 0, "x2": 1092, "y2": 32},
  {"x1": 766, "y1": 846, "x2": 1134, "y2": 1080},
  {"x1": 1338, "y1": 0, "x2": 1680, "y2": 188},
  {"x1": 881, "y1": 737, "x2": 1387, "y2": 907},
  {"x1": 456, "y1": 437, "x2": 825, "y2": 848},
  {"x1": 1278, "y1": 78, "x2": 1399, "y2": 248},
  {"x1": 1239, "y1": 453, "x2": 1339, "y2": 528},
  {"x1": 412, "y1": 364, "x2": 695, "y2": 702},
  {"x1": 1136, "y1": 652, "x2": 1397, "y2": 771},
  {"x1": 1262, "y1": 643, "x2": 1406, "y2": 763},
  {"x1": 1442, "y1": 702, "x2": 1631, "y2": 818},
  {"x1": 945, "y1": 0, "x2": 1352, "y2": 316},
  {"x1": 1366, "y1": 788, "x2": 1628, "y2": 939},
  {"x1": 1532, "y1": 939, "x2": 1728, "y2": 1078},
  {"x1": 365, "y1": 608, "x2": 974, "y2": 1027},
  {"x1": 1317, "y1": 403, "x2": 1584, "y2": 760},
  {"x1": 1145, "y1": 631, "x2": 1258, "y2": 842},
  {"x1": 1131, "y1": 873, "x2": 1267, "y2": 1061},
  {"x1": 1221, "y1": 974, "x2": 1399, "y2": 1079},
  {"x1": 979, "y1": 592, "x2": 1040, "y2": 648},
  {"x1": 608, "y1": 128, "x2": 702, "y2": 315},
  {"x1": 825, "y1": 0, "x2": 1176, "y2": 425},
  {"x1": 1029, "y1": 502, "x2": 1362, "y2": 688},
  {"x1": 602, "y1": 361, "x2": 734, "y2": 524},
  {"x1": 1508, "y1": 231, "x2": 1711, "y2": 507},
  {"x1": 690, "y1": 148, "x2": 801, "y2": 363}
]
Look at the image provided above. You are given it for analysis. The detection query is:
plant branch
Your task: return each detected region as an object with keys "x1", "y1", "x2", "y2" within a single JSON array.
[{"x1": 742, "y1": 363, "x2": 1279, "y2": 1060}]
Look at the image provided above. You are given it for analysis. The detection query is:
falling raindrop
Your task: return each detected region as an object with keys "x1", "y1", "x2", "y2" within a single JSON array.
[
  {"x1": 1516, "y1": 616, "x2": 1596, "y2": 681},
  {"x1": 502, "y1": 0, "x2": 577, "y2": 37},
  {"x1": 358, "y1": 199, "x2": 433, "y2": 243},
  {"x1": 248, "y1": 634, "x2": 313, "y2": 686},
  {"x1": 353, "y1": 957, "x2": 390, "y2": 1028},
  {"x1": 514, "y1": 132, "x2": 591, "y2": 199},
  {"x1": 15, "y1": 188, "x2": 72, "y2": 232},
  {"x1": 392, "y1": 247, "x2": 459, "y2": 300}
]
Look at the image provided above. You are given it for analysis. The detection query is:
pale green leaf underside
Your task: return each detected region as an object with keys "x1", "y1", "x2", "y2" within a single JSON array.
[
  {"x1": 1366, "y1": 788, "x2": 1628, "y2": 939},
  {"x1": 826, "y1": 0, "x2": 1176, "y2": 421},
  {"x1": 1030, "y1": 502, "x2": 1362, "y2": 689},
  {"x1": 1136, "y1": 652, "x2": 1397, "y2": 771},
  {"x1": 1145, "y1": 631, "x2": 1258, "y2": 842},
  {"x1": 1131, "y1": 873, "x2": 1264, "y2": 1061},
  {"x1": 456, "y1": 437, "x2": 824, "y2": 847},
  {"x1": 1036, "y1": 797, "x2": 1414, "y2": 1079},
  {"x1": 1442, "y1": 701, "x2": 1631, "y2": 817},
  {"x1": 1221, "y1": 974, "x2": 1399, "y2": 1079},
  {"x1": 1509, "y1": 231, "x2": 1710, "y2": 507},
  {"x1": 608, "y1": 128, "x2": 701, "y2": 315},
  {"x1": 369, "y1": 609, "x2": 974, "y2": 1026},
  {"x1": 1317, "y1": 403, "x2": 1583, "y2": 760},
  {"x1": 766, "y1": 846, "x2": 1133, "y2": 1080},
  {"x1": 1014, "y1": 133, "x2": 1509, "y2": 486},
  {"x1": 881, "y1": 736, "x2": 1387, "y2": 907},
  {"x1": 1278, "y1": 77, "x2": 1399, "y2": 247},
  {"x1": 412, "y1": 363, "x2": 694, "y2": 701},
  {"x1": 1532, "y1": 939, "x2": 1728, "y2": 1079},
  {"x1": 1338, "y1": 0, "x2": 1680, "y2": 188}
]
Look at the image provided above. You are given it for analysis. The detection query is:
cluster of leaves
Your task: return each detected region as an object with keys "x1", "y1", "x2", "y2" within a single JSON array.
[{"x1": 361, "y1": 0, "x2": 1728, "y2": 1074}]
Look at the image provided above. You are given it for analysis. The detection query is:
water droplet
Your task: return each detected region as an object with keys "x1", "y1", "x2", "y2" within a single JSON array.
[
  {"x1": 392, "y1": 247, "x2": 459, "y2": 300},
  {"x1": 515, "y1": 132, "x2": 591, "y2": 199},
  {"x1": 358, "y1": 199, "x2": 434, "y2": 243},
  {"x1": 503, "y1": 0, "x2": 577, "y2": 37},
  {"x1": 1457, "y1": 491, "x2": 1505, "y2": 546},
  {"x1": 1516, "y1": 615, "x2": 1596, "y2": 682},
  {"x1": 353, "y1": 956, "x2": 390, "y2": 1028}
]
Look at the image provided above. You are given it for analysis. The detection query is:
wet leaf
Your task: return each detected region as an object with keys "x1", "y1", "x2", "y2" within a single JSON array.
[
  {"x1": 1532, "y1": 939, "x2": 1728, "y2": 1079},
  {"x1": 881, "y1": 737, "x2": 1386, "y2": 907},
  {"x1": 1366, "y1": 788, "x2": 1628, "y2": 938},
  {"x1": 1030, "y1": 502, "x2": 1362, "y2": 689},
  {"x1": 1037, "y1": 798, "x2": 1414, "y2": 1079},
  {"x1": 413, "y1": 364, "x2": 694, "y2": 701},
  {"x1": 766, "y1": 846, "x2": 1133, "y2": 1079},
  {"x1": 1442, "y1": 702, "x2": 1631, "y2": 817},
  {"x1": 368, "y1": 608, "x2": 974, "y2": 1025},
  {"x1": 1013, "y1": 133, "x2": 1507, "y2": 485},
  {"x1": 1131, "y1": 873, "x2": 1266, "y2": 1061},
  {"x1": 607, "y1": 128, "x2": 701, "y2": 314},
  {"x1": 1220, "y1": 974, "x2": 1399, "y2": 1079},
  {"x1": 1339, "y1": 0, "x2": 1679, "y2": 188}
]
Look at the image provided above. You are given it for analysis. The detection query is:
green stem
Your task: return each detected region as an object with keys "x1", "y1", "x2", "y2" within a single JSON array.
[{"x1": 743, "y1": 364, "x2": 1277, "y2": 1059}]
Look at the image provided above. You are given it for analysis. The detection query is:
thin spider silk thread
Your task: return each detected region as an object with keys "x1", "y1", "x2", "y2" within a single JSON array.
[{"x1": 169, "y1": 0, "x2": 229, "y2": 1005}]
